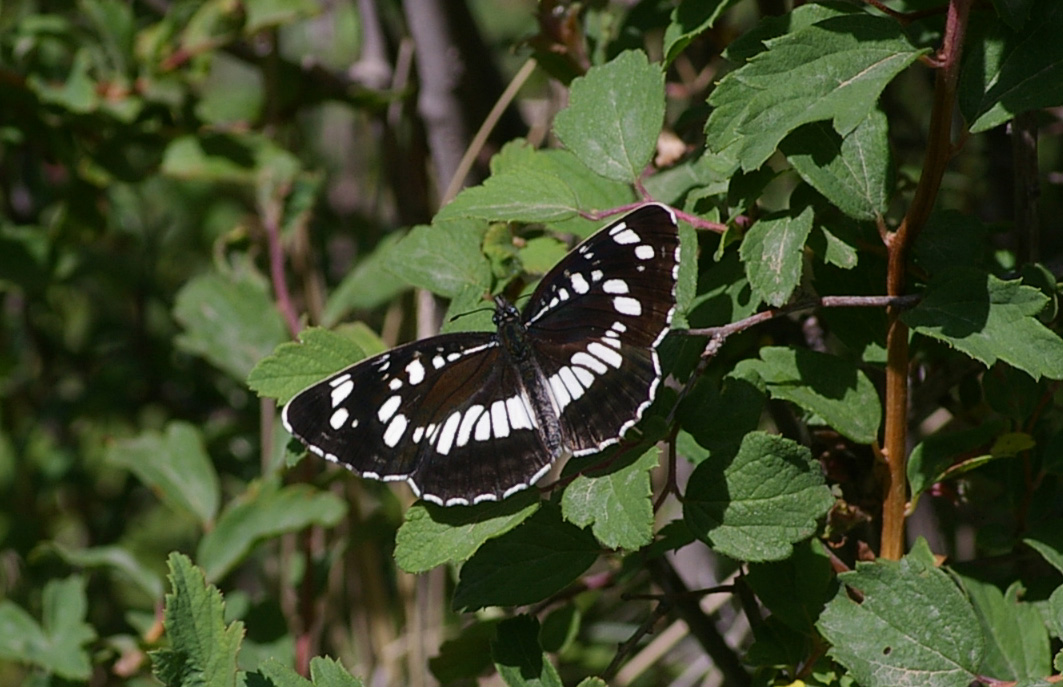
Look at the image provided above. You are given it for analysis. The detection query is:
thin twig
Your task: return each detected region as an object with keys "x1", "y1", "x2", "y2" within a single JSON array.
[
  {"x1": 686, "y1": 294, "x2": 919, "y2": 341},
  {"x1": 442, "y1": 58, "x2": 539, "y2": 204}
]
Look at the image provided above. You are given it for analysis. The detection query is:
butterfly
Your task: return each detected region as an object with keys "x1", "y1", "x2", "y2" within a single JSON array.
[{"x1": 282, "y1": 203, "x2": 680, "y2": 506}]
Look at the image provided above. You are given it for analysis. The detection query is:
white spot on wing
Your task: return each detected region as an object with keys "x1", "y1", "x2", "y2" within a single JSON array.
[
  {"x1": 388, "y1": 378, "x2": 402, "y2": 390},
  {"x1": 612, "y1": 228, "x2": 640, "y2": 245},
  {"x1": 613, "y1": 296, "x2": 642, "y2": 316},
  {"x1": 406, "y1": 359, "x2": 426, "y2": 384},
  {"x1": 506, "y1": 395, "x2": 534, "y2": 430},
  {"x1": 635, "y1": 244, "x2": 655, "y2": 260},
  {"x1": 456, "y1": 405, "x2": 484, "y2": 447},
  {"x1": 329, "y1": 373, "x2": 352, "y2": 387},
  {"x1": 383, "y1": 414, "x2": 408, "y2": 447},
  {"x1": 548, "y1": 374, "x2": 572, "y2": 410},
  {"x1": 603, "y1": 279, "x2": 629, "y2": 294},
  {"x1": 330, "y1": 408, "x2": 349, "y2": 430},
  {"x1": 558, "y1": 366, "x2": 584, "y2": 399},
  {"x1": 572, "y1": 351, "x2": 608, "y2": 374},
  {"x1": 571, "y1": 365, "x2": 595, "y2": 387},
  {"x1": 331, "y1": 379, "x2": 354, "y2": 407},
  {"x1": 412, "y1": 425, "x2": 425, "y2": 442},
  {"x1": 435, "y1": 412, "x2": 462, "y2": 455},
  {"x1": 432, "y1": 355, "x2": 445, "y2": 369},
  {"x1": 378, "y1": 395, "x2": 402, "y2": 423},
  {"x1": 475, "y1": 410, "x2": 492, "y2": 441},
  {"x1": 570, "y1": 273, "x2": 590, "y2": 294},
  {"x1": 608, "y1": 221, "x2": 628, "y2": 235},
  {"x1": 475, "y1": 409, "x2": 492, "y2": 441},
  {"x1": 588, "y1": 341, "x2": 623, "y2": 368},
  {"x1": 591, "y1": 270, "x2": 603, "y2": 282},
  {"x1": 490, "y1": 400, "x2": 510, "y2": 438}
]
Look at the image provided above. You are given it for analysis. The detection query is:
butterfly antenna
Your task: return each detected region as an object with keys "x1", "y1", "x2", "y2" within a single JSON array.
[{"x1": 448, "y1": 304, "x2": 495, "y2": 323}]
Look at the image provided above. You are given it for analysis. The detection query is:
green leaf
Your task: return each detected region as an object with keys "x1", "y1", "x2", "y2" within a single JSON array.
[
  {"x1": 740, "y1": 208, "x2": 814, "y2": 308},
  {"x1": 43, "y1": 542, "x2": 164, "y2": 599},
  {"x1": 554, "y1": 51, "x2": 665, "y2": 183},
  {"x1": 243, "y1": 0, "x2": 319, "y2": 34},
  {"x1": 491, "y1": 615, "x2": 563, "y2": 687},
  {"x1": 723, "y1": 2, "x2": 861, "y2": 64},
  {"x1": 197, "y1": 481, "x2": 346, "y2": 582},
  {"x1": 746, "y1": 540, "x2": 835, "y2": 632},
  {"x1": 678, "y1": 374, "x2": 766, "y2": 460},
  {"x1": 706, "y1": 14, "x2": 927, "y2": 171},
  {"x1": 394, "y1": 491, "x2": 540, "y2": 573},
  {"x1": 519, "y1": 237, "x2": 570, "y2": 275},
  {"x1": 959, "y1": 577, "x2": 1050, "y2": 680},
  {"x1": 174, "y1": 269, "x2": 289, "y2": 381},
  {"x1": 248, "y1": 326, "x2": 367, "y2": 405},
  {"x1": 913, "y1": 211, "x2": 989, "y2": 276},
  {"x1": 29, "y1": 49, "x2": 98, "y2": 113},
  {"x1": 960, "y1": 3, "x2": 1063, "y2": 133},
  {"x1": 735, "y1": 346, "x2": 882, "y2": 444},
  {"x1": 382, "y1": 219, "x2": 491, "y2": 298},
  {"x1": 307, "y1": 656, "x2": 365, "y2": 687},
  {"x1": 781, "y1": 109, "x2": 891, "y2": 220},
  {"x1": 429, "y1": 620, "x2": 500, "y2": 684},
  {"x1": 814, "y1": 226, "x2": 860, "y2": 269},
  {"x1": 0, "y1": 576, "x2": 95, "y2": 680},
  {"x1": 436, "y1": 168, "x2": 579, "y2": 224},
  {"x1": 686, "y1": 248, "x2": 758, "y2": 329},
  {"x1": 452, "y1": 503, "x2": 599, "y2": 611},
  {"x1": 683, "y1": 432, "x2": 834, "y2": 561},
  {"x1": 151, "y1": 553, "x2": 243, "y2": 687},
  {"x1": 907, "y1": 419, "x2": 1007, "y2": 506},
  {"x1": 322, "y1": 233, "x2": 410, "y2": 325},
  {"x1": 106, "y1": 421, "x2": 220, "y2": 526},
  {"x1": 662, "y1": 0, "x2": 737, "y2": 66},
  {"x1": 1023, "y1": 523, "x2": 1063, "y2": 574},
  {"x1": 161, "y1": 132, "x2": 301, "y2": 184},
  {"x1": 901, "y1": 268, "x2": 1063, "y2": 380},
  {"x1": 561, "y1": 447, "x2": 658, "y2": 550},
  {"x1": 817, "y1": 540, "x2": 984, "y2": 687}
]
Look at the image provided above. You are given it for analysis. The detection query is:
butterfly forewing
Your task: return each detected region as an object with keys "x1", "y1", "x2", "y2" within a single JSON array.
[
  {"x1": 283, "y1": 333, "x2": 554, "y2": 505},
  {"x1": 282, "y1": 203, "x2": 680, "y2": 506}
]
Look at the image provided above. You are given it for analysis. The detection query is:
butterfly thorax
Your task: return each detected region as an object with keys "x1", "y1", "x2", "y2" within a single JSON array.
[{"x1": 493, "y1": 295, "x2": 565, "y2": 458}]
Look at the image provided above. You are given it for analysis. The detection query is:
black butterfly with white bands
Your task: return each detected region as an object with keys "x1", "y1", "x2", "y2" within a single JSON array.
[{"x1": 282, "y1": 203, "x2": 680, "y2": 506}]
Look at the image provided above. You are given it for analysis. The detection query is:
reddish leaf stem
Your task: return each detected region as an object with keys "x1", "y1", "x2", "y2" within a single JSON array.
[{"x1": 880, "y1": 0, "x2": 971, "y2": 561}]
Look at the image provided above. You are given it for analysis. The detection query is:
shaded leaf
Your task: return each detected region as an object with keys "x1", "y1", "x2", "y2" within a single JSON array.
[
  {"x1": 491, "y1": 615, "x2": 563, "y2": 687},
  {"x1": 106, "y1": 421, "x2": 220, "y2": 526},
  {"x1": 960, "y1": 3, "x2": 1063, "y2": 133},
  {"x1": 0, "y1": 576, "x2": 95, "y2": 680},
  {"x1": 395, "y1": 491, "x2": 540, "y2": 573},
  {"x1": 735, "y1": 346, "x2": 881, "y2": 444},
  {"x1": 902, "y1": 268, "x2": 1063, "y2": 380},
  {"x1": 781, "y1": 109, "x2": 891, "y2": 220},
  {"x1": 174, "y1": 269, "x2": 288, "y2": 381},
  {"x1": 197, "y1": 481, "x2": 346, "y2": 582},
  {"x1": 684, "y1": 432, "x2": 834, "y2": 561},
  {"x1": 453, "y1": 503, "x2": 599, "y2": 611},
  {"x1": 818, "y1": 540, "x2": 984, "y2": 687}
]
